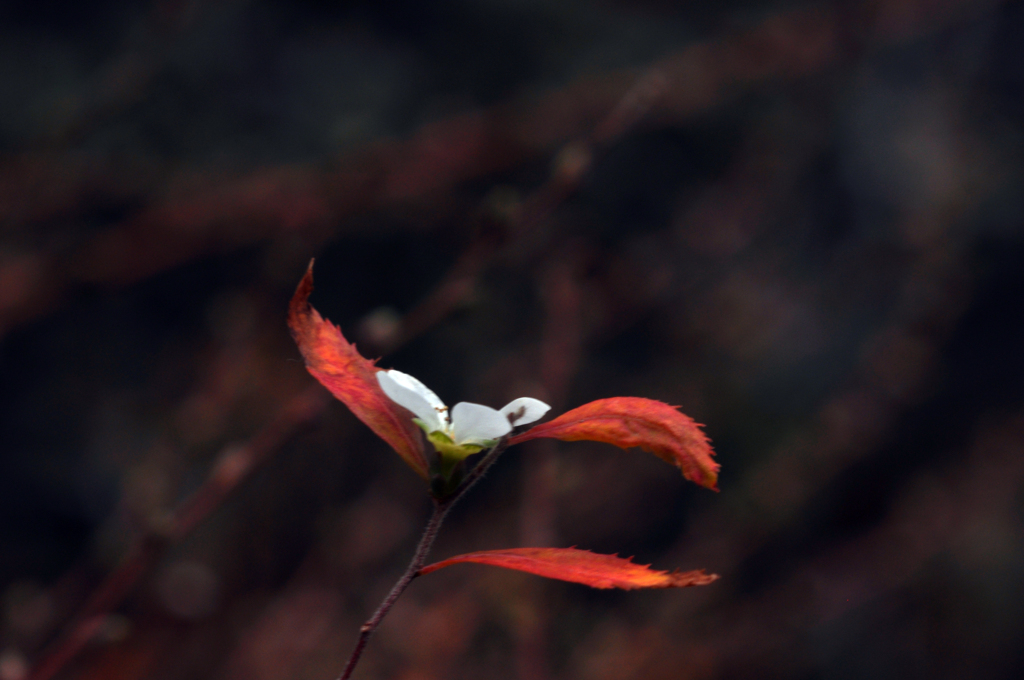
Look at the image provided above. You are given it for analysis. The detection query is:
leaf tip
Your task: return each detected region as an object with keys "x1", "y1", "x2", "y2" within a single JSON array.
[
  {"x1": 288, "y1": 259, "x2": 317, "y2": 337},
  {"x1": 666, "y1": 569, "x2": 720, "y2": 588},
  {"x1": 285, "y1": 260, "x2": 430, "y2": 479}
]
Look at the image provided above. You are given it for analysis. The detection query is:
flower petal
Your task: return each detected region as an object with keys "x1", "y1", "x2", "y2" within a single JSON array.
[
  {"x1": 499, "y1": 397, "x2": 551, "y2": 426},
  {"x1": 377, "y1": 370, "x2": 447, "y2": 433},
  {"x1": 450, "y1": 402, "x2": 512, "y2": 445},
  {"x1": 384, "y1": 369, "x2": 447, "y2": 412}
]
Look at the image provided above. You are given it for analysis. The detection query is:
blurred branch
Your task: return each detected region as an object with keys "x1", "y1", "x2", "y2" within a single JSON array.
[
  {"x1": 375, "y1": 54, "x2": 668, "y2": 356},
  {"x1": 2, "y1": 1, "x2": 1009, "y2": 679},
  {"x1": 3, "y1": 0, "x2": 987, "y2": 337},
  {"x1": 661, "y1": 410, "x2": 1024, "y2": 679},
  {"x1": 25, "y1": 387, "x2": 327, "y2": 680}
]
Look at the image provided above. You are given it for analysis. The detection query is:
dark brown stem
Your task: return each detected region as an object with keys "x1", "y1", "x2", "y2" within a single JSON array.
[
  {"x1": 336, "y1": 498, "x2": 448, "y2": 680},
  {"x1": 452, "y1": 437, "x2": 510, "y2": 499},
  {"x1": 337, "y1": 437, "x2": 509, "y2": 680}
]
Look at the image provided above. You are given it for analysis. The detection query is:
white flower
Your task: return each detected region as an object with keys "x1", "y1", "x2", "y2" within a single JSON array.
[{"x1": 376, "y1": 369, "x2": 550, "y2": 459}]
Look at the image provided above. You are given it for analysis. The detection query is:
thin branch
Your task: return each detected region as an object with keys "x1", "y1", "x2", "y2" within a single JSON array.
[
  {"x1": 336, "y1": 499, "x2": 449, "y2": 680},
  {"x1": 337, "y1": 436, "x2": 510, "y2": 680},
  {"x1": 452, "y1": 437, "x2": 510, "y2": 500}
]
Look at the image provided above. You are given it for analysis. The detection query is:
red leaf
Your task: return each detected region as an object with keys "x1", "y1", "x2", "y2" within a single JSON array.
[
  {"x1": 288, "y1": 261, "x2": 429, "y2": 478},
  {"x1": 418, "y1": 547, "x2": 718, "y2": 590},
  {"x1": 510, "y1": 397, "x2": 718, "y2": 490}
]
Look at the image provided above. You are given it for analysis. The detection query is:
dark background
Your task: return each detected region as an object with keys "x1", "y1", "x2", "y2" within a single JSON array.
[{"x1": 2, "y1": 1, "x2": 1023, "y2": 679}]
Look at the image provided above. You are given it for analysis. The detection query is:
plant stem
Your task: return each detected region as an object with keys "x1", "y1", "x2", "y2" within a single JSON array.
[
  {"x1": 336, "y1": 500, "x2": 446, "y2": 680},
  {"x1": 453, "y1": 437, "x2": 509, "y2": 499},
  {"x1": 336, "y1": 437, "x2": 509, "y2": 680}
]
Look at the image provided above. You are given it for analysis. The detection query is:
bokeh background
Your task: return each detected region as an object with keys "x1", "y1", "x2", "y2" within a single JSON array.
[{"x1": 2, "y1": 1, "x2": 1024, "y2": 679}]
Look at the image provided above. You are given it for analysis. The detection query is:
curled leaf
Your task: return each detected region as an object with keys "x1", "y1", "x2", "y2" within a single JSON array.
[
  {"x1": 288, "y1": 260, "x2": 429, "y2": 478},
  {"x1": 418, "y1": 547, "x2": 718, "y2": 590},
  {"x1": 510, "y1": 397, "x2": 718, "y2": 490}
]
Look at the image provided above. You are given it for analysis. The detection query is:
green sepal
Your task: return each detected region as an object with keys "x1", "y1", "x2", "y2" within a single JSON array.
[
  {"x1": 426, "y1": 431, "x2": 487, "y2": 462},
  {"x1": 429, "y1": 457, "x2": 465, "y2": 499}
]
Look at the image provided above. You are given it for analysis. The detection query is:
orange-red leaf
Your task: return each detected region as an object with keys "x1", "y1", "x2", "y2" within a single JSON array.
[
  {"x1": 418, "y1": 547, "x2": 718, "y2": 590},
  {"x1": 510, "y1": 397, "x2": 718, "y2": 490},
  {"x1": 288, "y1": 261, "x2": 429, "y2": 478}
]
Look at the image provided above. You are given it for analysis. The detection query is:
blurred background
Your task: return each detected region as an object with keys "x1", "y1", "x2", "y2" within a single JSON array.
[{"x1": 2, "y1": 0, "x2": 1023, "y2": 679}]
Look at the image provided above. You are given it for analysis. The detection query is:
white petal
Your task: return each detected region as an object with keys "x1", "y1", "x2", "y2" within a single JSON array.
[
  {"x1": 450, "y1": 402, "x2": 512, "y2": 445},
  {"x1": 377, "y1": 369, "x2": 446, "y2": 432},
  {"x1": 499, "y1": 397, "x2": 551, "y2": 426},
  {"x1": 382, "y1": 369, "x2": 447, "y2": 411}
]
